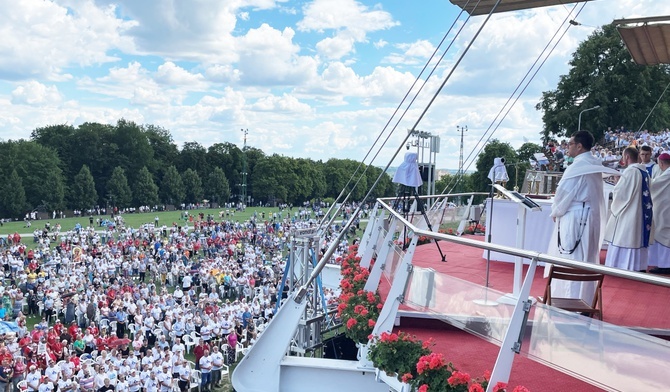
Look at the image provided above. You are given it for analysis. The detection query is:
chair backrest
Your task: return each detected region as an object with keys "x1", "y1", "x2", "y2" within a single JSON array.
[
  {"x1": 543, "y1": 265, "x2": 605, "y2": 308},
  {"x1": 182, "y1": 334, "x2": 194, "y2": 345}
]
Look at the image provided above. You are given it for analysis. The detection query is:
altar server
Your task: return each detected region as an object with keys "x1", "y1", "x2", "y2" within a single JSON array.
[
  {"x1": 604, "y1": 147, "x2": 654, "y2": 271},
  {"x1": 649, "y1": 152, "x2": 670, "y2": 272},
  {"x1": 546, "y1": 131, "x2": 619, "y2": 301}
]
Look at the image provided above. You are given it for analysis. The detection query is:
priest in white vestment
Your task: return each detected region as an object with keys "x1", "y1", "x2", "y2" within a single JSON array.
[
  {"x1": 546, "y1": 131, "x2": 620, "y2": 301},
  {"x1": 649, "y1": 152, "x2": 670, "y2": 270},
  {"x1": 604, "y1": 147, "x2": 654, "y2": 271}
]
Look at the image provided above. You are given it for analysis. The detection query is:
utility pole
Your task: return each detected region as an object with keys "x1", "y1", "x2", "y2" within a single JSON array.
[
  {"x1": 456, "y1": 125, "x2": 467, "y2": 204},
  {"x1": 241, "y1": 128, "x2": 248, "y2": 207}
]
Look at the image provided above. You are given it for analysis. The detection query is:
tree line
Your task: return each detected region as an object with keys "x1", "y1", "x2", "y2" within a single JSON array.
[{"x1": 0, "y1": 120, "x2": 394, "y2": 218}]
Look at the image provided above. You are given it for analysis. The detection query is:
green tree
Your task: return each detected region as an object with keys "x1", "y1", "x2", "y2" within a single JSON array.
[
  {"x1": 515, "y1": 142, "x2": 542, "y2": 189},
  {"x1": 107, "y1": 166, "x2": 133, "y2": 208},
  {"x1": 537, "y1": 24, "x2": 670, "y2": 142},
  {"x1": 182, "y1": 168, "x2": 204, "y2": 204},
  {"x1": 160, "y1": 165, "x2": 185, "y2": 206},
  {"x1": 206, "y1": 167, "x2": 231, "y2": 204},
  {"x1": 1, "y1": 140, "x2": 66, "y2": 211},
  {"x1": 0, "y1": 169, "x2": 27, "y2": 218},
  {"x1": 436, "y1": 172, "x2": 475, "y2": 198},
  {"x1": 178, "y1": 142, "x2": 210, "y2": 180},
  {"x1": 207, "y1": 142, "x2": 243, "y2": 189},
  {"x1": 144, "y1": 124, "x2": 178, "y2": 169},
  {"x1": 110, "y1": 119, "x2": 154, "y2": 185},
  {"x1": 71, "y1": 165, "x2": 98, "y2": 210},
  {"x1": 471, "y1": 140, "x2": 518, "y2": 193},
  {"x1": 366, "y1": 165, "x2": 394, "y2": 201},
  {"x1": 323, "y1": 159, "x2": 367, "y2": 201},
  {"x1": 244, "y1": 147, "x2": 265, "y2": 203},
  {"x1": 250, "y1": 155, "x2": 291, "y2": 203},
  {"x1": 69, "y1": 122, "x2": 116, "y2": 203},
  {"x1": 134, "y1": 166, "x2": 159, "y2": 206},
  {"x1": 30, "y1": 124, "x2": 76, "y2": 179}
]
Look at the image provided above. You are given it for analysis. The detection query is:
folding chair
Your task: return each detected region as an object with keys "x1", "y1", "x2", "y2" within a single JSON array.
[{"x1": 540, "y1": 265, "x2": 605, "y2": 320}]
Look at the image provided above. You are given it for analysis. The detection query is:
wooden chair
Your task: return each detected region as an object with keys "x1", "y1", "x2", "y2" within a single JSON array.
[{"x1": 540, "y1": 265, "x2": 605, "y2": 320}]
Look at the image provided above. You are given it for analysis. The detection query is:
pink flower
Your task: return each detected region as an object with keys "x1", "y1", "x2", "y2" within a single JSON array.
[
  {"x1": 469, "y1": 384, "x2": 485, "y2": 392},
  {"x1": 418, "y1": 385, "x2": 429, "y2": 392},
  {"x1": 448, "y1": 371, "x2": 471, "y2": 386},
  {"x1": 512, "y1": 387, "x2": 530, "y2": 392},
  {"x1": 493, "y1": 381, "x2": 507, "y2": 392},
  {"x1": 401, "y1": 373, "x2": 413, "y2": 383},
  {"x1": 346, "y1": 318, "x2": 357, "y2": 329},
  {"x1": 367, "y1": 319, "x2": 376, "y2": 328}
]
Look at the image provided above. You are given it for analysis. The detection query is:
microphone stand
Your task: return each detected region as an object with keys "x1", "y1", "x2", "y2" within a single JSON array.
[{"x1": 473, "y1": 182, "x2": 498, "y2": 306}]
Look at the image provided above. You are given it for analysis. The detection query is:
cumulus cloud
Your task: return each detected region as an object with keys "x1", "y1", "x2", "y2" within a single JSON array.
[
  {"x1": 11, "y1": 81, "x2": 62, "y2": 105},
  {"x1": 4, "y1": 0, "x2": 670, "y2": 172},
  {"x1": 298, "y1": 0, "x2": 398, "y2": 58},
  {"x1": 251, "y1": 94, "x2": 312, "y2": 113},
  {"x1": 0, "y1": 0, "x2": 135, "y2": 81},
  {"x1": 374, "y1": 39, "x2": 388, "y2": 49},
  {"x1": 236, "y1": 24, "x2": 319, "y2": 86},
  {"x1": 155, "y1": 62, "x2": 206, "y2": 87}
]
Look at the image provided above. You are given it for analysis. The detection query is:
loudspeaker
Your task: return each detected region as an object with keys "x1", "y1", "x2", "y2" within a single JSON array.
[{"x1": 419, "y1": 165, "x2": 434, "y2": 181}]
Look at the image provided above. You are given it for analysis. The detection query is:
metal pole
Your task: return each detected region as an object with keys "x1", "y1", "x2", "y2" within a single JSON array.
[
  {"x1": 577, "y1": 105, "x2": 600, "y2": 131},
  {"x1": 457, "y1": 125, "x2": 468, "y2": 205},
  {"x1": 240, "y1": 128, "x2": 248, "y2": 207}
]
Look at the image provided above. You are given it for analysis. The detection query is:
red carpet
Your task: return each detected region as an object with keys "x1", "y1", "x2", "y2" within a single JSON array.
[{"x1": 376, "y1": 236, "x2": 670, "y2": 391}]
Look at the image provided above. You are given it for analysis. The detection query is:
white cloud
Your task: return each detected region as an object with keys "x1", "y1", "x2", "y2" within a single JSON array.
[
  {"x1": 298, "y1": 0, "x2": 398, "y2": 58},
  {"x1": 401, "y1": 40, "x2": 436, "y2": 59},
  {"x1": 0, "y1": 0, "x2": 135, "y2": 81},
  {"x1": 251, "y1": 94, "x2": 312, "y2": 113},
  {"x1": 316, "y1": 36, "x2": 356, "y2": 60},
  {"x1": 298, "y1": 0, "x2": 397, "y2": 33},
  {"x1": 11, "y1": 81, "x2": 62, "y2": 106},
  {"x1": 374, "y1": 39, "x2": 388, "y2": 49},
  {"x1": 204, "y1": 65, "x2": 241, "y2": 84},
  {"x1": 155, "y1": 62, "x2": 206, "y2": 86},
  {"x1": 236, "y1": 24, "x2": 319, "y2": 86}
]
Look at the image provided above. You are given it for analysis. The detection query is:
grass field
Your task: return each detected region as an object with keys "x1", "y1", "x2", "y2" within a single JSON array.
[{"x1": 1, "y1": 206, "x2": 318, "y2": 236}]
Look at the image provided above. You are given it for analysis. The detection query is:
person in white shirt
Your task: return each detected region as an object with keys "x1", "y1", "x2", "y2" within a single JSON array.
[
  {"x1": 38, "y1": 381, "x2": 55, "y2": 392},
  {"x1": 25, "y1": 366, "x2": 41, "y2": 392},
  {"x1": 115, "y1": 374, "x2": 129, "y2": 391},
  {"x1": 44, "y1": 362, "x2": 60, "y2": 385},
  {"x1": 199, "y1": 349, "x2": 212, "y2": 392},
  {"x1": 171, "y1": 337, "x2": 185, "y2": 356},
  {"x1": 210, "y1": 345, "x2": 225, "y2": 388},
  {"x1": 158, "y1": 364, "x2": 172, "y2": 392},
  {"x1": 143, "y1": 371, "x2": 159, "y2": 392},
  {"x1": 178, "y1": 360, "x2": 191, "y2": 392},
  {"x1": 127, "y1": 368, "x2": 142, "y2": 392}
]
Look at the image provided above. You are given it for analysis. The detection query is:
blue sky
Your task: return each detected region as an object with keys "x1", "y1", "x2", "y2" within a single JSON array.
[{"x1": 1, "y1": 0, "x2": 669, "y2": 171}]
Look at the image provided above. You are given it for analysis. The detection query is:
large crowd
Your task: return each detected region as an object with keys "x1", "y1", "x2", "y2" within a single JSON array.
[
  {"x1": 545, "y1": 127, "x2": 670, "y2": 170},
  {"x1": 0, "y1": 205, "x2": 359, "y2": 392}
]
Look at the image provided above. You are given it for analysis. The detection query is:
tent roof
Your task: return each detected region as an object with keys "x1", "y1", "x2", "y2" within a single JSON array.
[
  {"x1": 615, "y1": 16, "x2": 670, "y2": 66},
  {"x1": 449, "y1": 0, "x2": 594, "y2": 16}
]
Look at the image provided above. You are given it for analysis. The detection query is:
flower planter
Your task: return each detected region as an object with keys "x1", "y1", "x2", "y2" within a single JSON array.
[
  {"x1": 375, "y1": 369, "x2": 411, "y2": 392},
  {"x1": 356, "y1": 342, "x2": 374, "y2": 369}
]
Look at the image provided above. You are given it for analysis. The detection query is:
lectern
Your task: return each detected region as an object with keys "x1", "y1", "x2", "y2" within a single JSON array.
[{"x1": 492, "y1": 184, "x2": 541, "y2": 303}]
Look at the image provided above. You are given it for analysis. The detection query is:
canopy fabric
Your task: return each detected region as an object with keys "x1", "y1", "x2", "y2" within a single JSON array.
[
  {"x1": 616, "y1": 19, "x2": 670, "y2": 66},
  {"x1": 449, "y1": 0, "x2": 594, "y2": 16}
]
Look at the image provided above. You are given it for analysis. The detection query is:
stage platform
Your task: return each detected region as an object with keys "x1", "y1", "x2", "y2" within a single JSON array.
[{"x1": 380, "y1": 235, "x2": 670, "y2": 391}]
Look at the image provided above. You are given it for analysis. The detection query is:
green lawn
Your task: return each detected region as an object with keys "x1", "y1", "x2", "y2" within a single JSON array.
[{"x1": 1, "y1": 207, "x2": 311, "y2": 236}]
